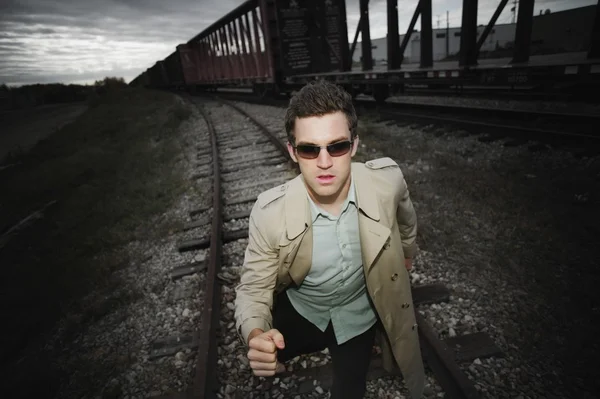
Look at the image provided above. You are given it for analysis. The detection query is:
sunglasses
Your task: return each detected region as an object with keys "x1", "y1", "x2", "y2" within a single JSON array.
[{"x1": 293, "y1": 140, "x2": 354, "y2": 159}]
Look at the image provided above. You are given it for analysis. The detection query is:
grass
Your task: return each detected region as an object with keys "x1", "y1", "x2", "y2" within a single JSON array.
[{"x1": 0, "y1": 87, "x2": 193, "y2": 370}]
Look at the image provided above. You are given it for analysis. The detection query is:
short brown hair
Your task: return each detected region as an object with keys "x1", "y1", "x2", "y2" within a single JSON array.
[{"x1": 284, "y1": 80, "x2": 357, "y2": 144}]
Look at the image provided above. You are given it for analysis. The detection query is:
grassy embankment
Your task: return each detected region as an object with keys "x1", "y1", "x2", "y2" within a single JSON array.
[{"x1": 0, "y1": 87, "x2": 192, "y2": 371}]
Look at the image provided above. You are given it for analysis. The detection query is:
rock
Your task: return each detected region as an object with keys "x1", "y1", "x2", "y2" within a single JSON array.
[
  {"x1": 423, "y1": 384, "x2": 434, "y2": 396},
  {"x1": 226, "y1": 384, "x2": 237, "y2": 394}
]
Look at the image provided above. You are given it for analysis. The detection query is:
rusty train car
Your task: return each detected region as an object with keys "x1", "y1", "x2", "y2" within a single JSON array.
[
  {"x1": 133, "y1": 0, "x2": 350, "y2": 95},
  {"x1": 131, "y1": 0, "x2": 600, "y2": 101}
]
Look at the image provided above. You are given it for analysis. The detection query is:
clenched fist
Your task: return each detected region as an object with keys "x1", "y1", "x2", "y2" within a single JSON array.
[{"x1": 246, "y1": 328, "x2": 286, "y2": 377}]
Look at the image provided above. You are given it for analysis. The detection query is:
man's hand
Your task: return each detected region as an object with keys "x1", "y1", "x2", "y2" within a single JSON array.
[
  {"x1": 247, "y1": 329, "x2": 286, "y2": 377},
  {"x1": 405, "y1": 258, "x2": 413, "y2": 271}
]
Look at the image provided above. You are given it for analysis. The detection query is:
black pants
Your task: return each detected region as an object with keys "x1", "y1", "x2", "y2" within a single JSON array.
[{"x1": 272, "y1": 292, "x2": 376, "y2": 399}]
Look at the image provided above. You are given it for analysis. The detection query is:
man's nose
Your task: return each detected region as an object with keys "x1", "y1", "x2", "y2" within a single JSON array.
[{"x1": 316, "y1": 147, "x2": 333, "y2": 169}]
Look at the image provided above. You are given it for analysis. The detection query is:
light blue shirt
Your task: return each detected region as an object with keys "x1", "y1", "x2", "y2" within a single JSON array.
[{"x1": 286, "y1": 177, "x2": 378, "y2": 344}]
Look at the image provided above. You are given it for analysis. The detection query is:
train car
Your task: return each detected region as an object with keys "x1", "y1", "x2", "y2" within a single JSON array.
[
  {"x1": 129, "y1": 74, "x2": 142, "y2": 87},
  {"x1": 174, "y1": 0, "x2": 350, "y2": 95},
  {"x1": 140, "y1": 0, "x2": 600, "y2": 101},
  {"x1": 148, "y1": 61, "x2": 170, "y2": 89},
  {"x1": 163, "y1": 51, "x2": 185, "y2": 90},
  {"x1": 129, "y1": 69, "x2": 151, "y2": 88},
  {"x1": 176, "y1": 42, "x2": 203, "y2": 89}
]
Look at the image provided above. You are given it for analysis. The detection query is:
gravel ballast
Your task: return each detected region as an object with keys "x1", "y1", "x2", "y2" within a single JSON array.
[
  {"x1": 232, "y1": 100, "x2": 600, "y2": 399},
  {"x1": 27, "y1": 96, "x2": 599, "y2": 399}
]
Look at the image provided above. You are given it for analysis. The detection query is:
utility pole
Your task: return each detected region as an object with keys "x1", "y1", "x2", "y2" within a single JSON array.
[
  {"x1": 512, "y1": 0, "x2": 517, "y2": 23},
  {"x1": 446, "y1": 10, "x2": 449, "y2": 58},
  {"x1": 437, "y1": 14, "x2": 441, "y2": 29}
]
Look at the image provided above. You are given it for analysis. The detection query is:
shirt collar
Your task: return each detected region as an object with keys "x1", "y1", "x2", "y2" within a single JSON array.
[{"x1": 307, "y1": 174, "x2": 356, "y2": 222}]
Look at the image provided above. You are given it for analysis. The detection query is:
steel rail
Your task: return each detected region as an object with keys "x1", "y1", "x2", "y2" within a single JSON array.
[
  {"x1": 182, "y1": 94, "x2": 294, "y2": 398},
  {"x1": 213, "y1": 92, "x2": 600, "y2": 151},
  {"x1": 377, "y1": 107, "x2": 600, "y2": 140},
  {"x1": 211, "y1": 86, "x2": 598, "y2": 104},
  {"x1": 214, "y1": 95, "x2": 487, "y2": 399},
  {"x1": 350, "y1": 98, "x2": 600, "y2": 149},
  {"x1": 187, "y1": 94, "x2": 499, "y2": 399},
  {"x1": 192, "y1": 103, "x2": 223, "y2": 399},
  {"x1": 416, "y1": 313, "x2": 481, "y2": 399},
  {"x1": 377, "y1": 99, "x2": 600, "y2": 131},
  {"x1": 216, "y1": 97, "x2": 292, "y2": 160}
]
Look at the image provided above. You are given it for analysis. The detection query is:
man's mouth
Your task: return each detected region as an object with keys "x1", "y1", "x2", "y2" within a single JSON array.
[{"x1": 317, "y1": 175, "x2": 335, "y2": 184}]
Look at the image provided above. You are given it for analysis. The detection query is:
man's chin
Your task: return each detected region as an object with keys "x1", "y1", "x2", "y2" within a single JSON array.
[{"x1": 310, "y1": 186, "x2": 339, "y2": 200}]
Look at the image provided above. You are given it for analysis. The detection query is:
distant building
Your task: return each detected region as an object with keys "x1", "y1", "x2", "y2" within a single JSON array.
[{"x1": 351, "y1": 4, "x2": 596, "y2": 65}]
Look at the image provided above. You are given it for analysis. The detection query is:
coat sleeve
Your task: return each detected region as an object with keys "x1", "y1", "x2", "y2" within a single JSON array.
[
  {"x1": 396, "y1": 169, "x2": 418, "y2": 258},
  {"x1": 234, "y1": 202, "x2": 280, "y2": 345}
]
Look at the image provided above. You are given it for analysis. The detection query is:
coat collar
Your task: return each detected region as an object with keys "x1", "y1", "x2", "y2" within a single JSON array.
[
  {"x1": 351, "y1": 162, "x2": 381, "y2": 222},
  {"x1": 283, "y1": 162, "x2": 381, "y2": 240},
  {"x1": 284, "y1": 174, "x2": 312, "y2": 240}
]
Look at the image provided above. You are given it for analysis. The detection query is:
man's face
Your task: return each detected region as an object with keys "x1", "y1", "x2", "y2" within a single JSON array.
[{"x1": 286, "y1": 111, "x2": 358, "y2": 205}]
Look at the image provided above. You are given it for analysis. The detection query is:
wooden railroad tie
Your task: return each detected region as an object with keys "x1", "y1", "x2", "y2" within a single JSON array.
[
  {"x1": 278, "y1": 283, "x2": 503, "y2": 398},
  {"x1": 176, "y1": 228, "x2": 248, "y2": 253},
  {"x1": 156, "y1": 268, "x2": 503, "y2": 399},
  {"x1": 148, "y1": 283, "x2": 501, "y2": 361}
]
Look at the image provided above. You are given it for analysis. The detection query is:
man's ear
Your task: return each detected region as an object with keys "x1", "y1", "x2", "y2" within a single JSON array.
[
  {"x1": 287, "y1": 141, "x2": 298, "y2": 163},
  {"x1": 351, "y1": 136, "x2": 359, "y2": 157}
]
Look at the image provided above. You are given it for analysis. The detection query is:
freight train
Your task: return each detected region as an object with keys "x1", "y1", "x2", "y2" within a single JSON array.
[{"x1": 129, "y1": 0, "x2": 600, "y2": 102}]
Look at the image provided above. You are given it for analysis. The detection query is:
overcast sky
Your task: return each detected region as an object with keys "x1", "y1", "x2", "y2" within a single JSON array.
[{"x1": 0, "y1": 0, "x2": 596, "y2": 86}]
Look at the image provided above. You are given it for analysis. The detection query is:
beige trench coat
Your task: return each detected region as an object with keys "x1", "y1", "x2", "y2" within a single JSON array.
[{"x1": 234, "y1": 157, "x2": 425, "y2": 399}]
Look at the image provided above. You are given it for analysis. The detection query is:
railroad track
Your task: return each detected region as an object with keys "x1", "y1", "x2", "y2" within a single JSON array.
[
  {"x1": 213, "y1": 90, "x2": 600, "y2": 153},
  {"x1": 357, "y1": 99, "x2": 600, "y2": 151},
  {"x1": 397, "y1": 85, "x2": 596, "y2": 103},
  {"x1": 151, "y1": 96, "x2": 503, "y2": 399},
  {"x1": 213, "y1": 86, "x2": 597, "y2": 104},
  {"x1": 149, "y1": 96, "x2": 295, "y2": 398}
]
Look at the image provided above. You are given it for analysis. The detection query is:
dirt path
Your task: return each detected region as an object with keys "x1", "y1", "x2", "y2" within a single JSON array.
[{"x1": 0, "y1": 103, "x2": 88, "y2": 163}]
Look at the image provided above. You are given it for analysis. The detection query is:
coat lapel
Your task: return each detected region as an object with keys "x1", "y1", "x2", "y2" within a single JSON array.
[
  {"x1": 352, "y1": 163, "x2": 391, "y2": 272},
  {"x1": 280, "y1": 164, "x2": 391, "y2": 284},
  {"x1": 358, "y1": 215, "x2": 391, "y2": 272},
  {"x1": 287, "y1": 226, "x2": 312, "y2": 285},
  {"x1": 284, "y1": 175, "x2": 311, "y2": 240},
  {"x1": 282, "y1": 175, "x2": 313, "y2": 285}
]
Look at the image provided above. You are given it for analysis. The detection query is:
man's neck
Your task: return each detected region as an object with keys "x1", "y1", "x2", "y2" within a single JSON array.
[{"x1": 306, "y1": 176, "x2": 352, "y2": 217}]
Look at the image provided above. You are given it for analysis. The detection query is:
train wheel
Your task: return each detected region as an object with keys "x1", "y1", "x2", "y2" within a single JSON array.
[{"x1": 372, "y1": 84, "x2": 389, "y2": 104}]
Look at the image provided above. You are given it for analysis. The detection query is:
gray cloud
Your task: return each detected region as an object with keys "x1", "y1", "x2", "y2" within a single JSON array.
[
  {"x1": 0, "y1": 0, "x2": 596, "y2": 86},
  {"x1": 0, "y1": 0, "x2": 246, "y2": 85}
]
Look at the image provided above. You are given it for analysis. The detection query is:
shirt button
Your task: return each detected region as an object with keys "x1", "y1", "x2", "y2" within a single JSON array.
[
  {"x1": 401, "y1": 302, "x2": 410, "y2": 309},
  {"x1": 391, "y1": 273, "x2": 399, "y2": 281},
  {"x1": 342, "y1": 244, "x2": 347, "y2": 248}
]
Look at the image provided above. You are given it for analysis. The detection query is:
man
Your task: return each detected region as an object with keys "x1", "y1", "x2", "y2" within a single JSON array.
[{"x1": 234, "y1": 80, "x2": 424, "y2": 399}]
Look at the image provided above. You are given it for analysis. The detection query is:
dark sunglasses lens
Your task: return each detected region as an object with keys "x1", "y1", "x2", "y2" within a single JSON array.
[
  {"x1": 328, "y1": 141, "x2": 352, "y2": 156},
  {"x1": 296, "y1": 145, "x2": 320, "y2": 159}
]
